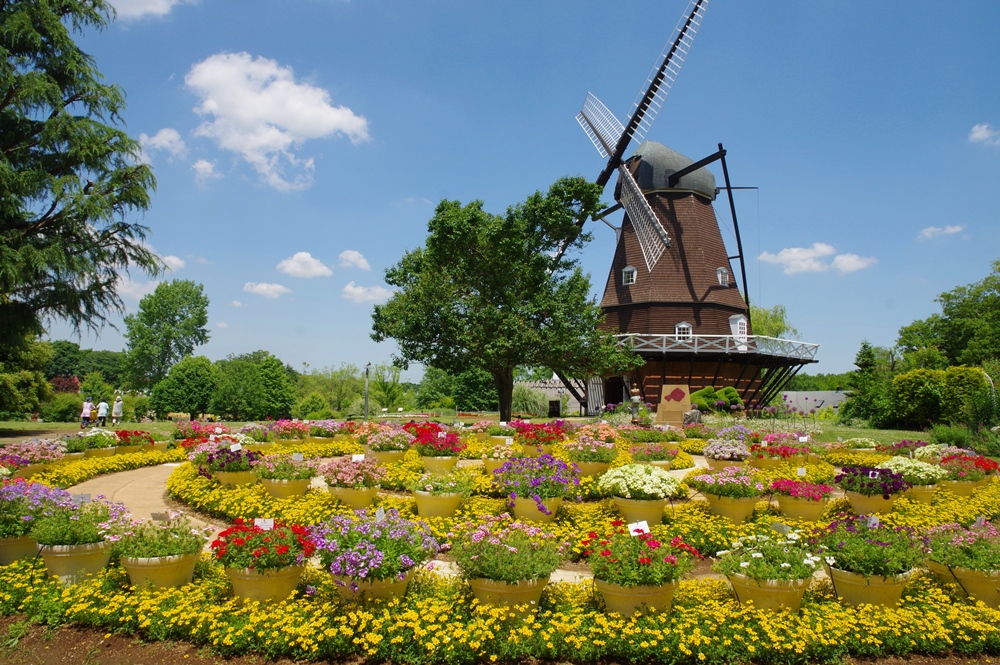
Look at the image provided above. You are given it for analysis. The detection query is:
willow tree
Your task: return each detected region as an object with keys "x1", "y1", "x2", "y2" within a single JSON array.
[{"x1": 371, "y1": 177, "x2": 639, "y2": 421}]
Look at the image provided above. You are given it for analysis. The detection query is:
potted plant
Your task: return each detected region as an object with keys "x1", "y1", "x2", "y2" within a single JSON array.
[
  {"x1": 480, "y1": 443, "x2": 520, "y2": 474},
  {"x1": 310, "y1": 509, "x2": 439, "y2": 600},
  {"x1": 687, "y1": 466, "x2": 766, "y2": 524},
  {"x1": 713, "y1": 531, "x2": 820, "y2": 612},
  {"x1": 575, "y1": 423, "x2": 620, "y2": 444},
  {"x1": 252, "y1": 454, "x2": 319, "y2": 498},
  {"x1": 0, "y1": 480, "x2": 73, "y2": 565},
  {"x1": 62, "y1": 437, "x2": 88, "y2": 461},
  {"x1": 835, "y1": 466, "x2": 911, "y2": 514},
  {"x1": 815, "y1": 515, "x2": 923, "y2": 607},
  {"x1": 924, "y1": 521, "x2": 1000, "y2": 608},
  {"x1": 494, "y1": 455, "x2": 580, "y2": 523},
  {"x1": 598, "y1": 464, "x2": 682, "y2": 525},
  {"x1": 366, "y1": 428, "x2": 415, "y2": 465},
  {"x1": 115, "y1": 513, "x2": 213, "y2": 588},
  {"x1": 210, "y1": 518, "x2": 316, "y2": 602},
  {"x1": 412, "y1": 429, "x2": 465, "y2": 474},
  {"x1": 451, "y1": 514, "x2": 567, "y2": 614},
  {"x1": 321, "y1": 456, "x2": 385, "y2": 509},
  {"x1": 270, "y1": 419, "x2": 311, "y2": 442},
  {"x1": 408, "y1": 469, "x2": 474, "y2": 517},
  {"x1": 628, "y1": 444, "x2": 679, "y2": 470},
  {"x1": 585, "y1": 522, "x2": 698, "y2": 616},
  {"x1": 875, "y1": 439, "x2": 930, "y2": 457},
  {"x1": 239, "y1": 423, "x2": 274, "y2": 444},
  {"x1": 748, "y1": 443, "x2": 811, "y2": 470},
  {"x1": 3, "y1": 439, "x2": 65, "y2": 477},
  {"x1": 769, "y1": 479, "x2": 835, "y2": 522},
  {"x1": 82, "y1": 428, "x2": 118, "y2": 457},
  {"x1": 880, "y1": 456, "x2": 949, "y2": 504},
  {"x1": 563, "y1": 435, "x2": 618, "y2": 477},
  {"x1": 512, "y1": 421, "x2": 566, "y2": 457},
  {"x1": 114, "y1": 429, "x2": 153, "y2": 454},
  {"x1": 30, "y1": 498, "x2": 129, "y2": 584},
  {"x1": 939, "y1": 455, "x2": 999, "y2": 496},
  {"x1": 702, "y1": 439, "x2": 751, "y2": 470},
  {"x1": 197, "y1": 447, "x2": 260, "y2": 487}
]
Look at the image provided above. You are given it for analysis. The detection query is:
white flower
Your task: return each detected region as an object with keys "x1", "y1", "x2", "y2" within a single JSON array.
[
  {"x1": 787, "y1": 533, "x2": 801, "y2": 541},
  {"x1": 751, "y1": 552, "x2": 764, "y2": 558},
  {"x1": 780, "y1": 562, "x2": 791, "y2": 568},
  {"x1": 716, "y1": 550, "x2": 731, "y2": 556},
  {"x1": 825, "y1": 556, "x2": 836, "y2": 565},
  {"x1": 740, "y1": 561, "x2": 750, "y2": 568}
]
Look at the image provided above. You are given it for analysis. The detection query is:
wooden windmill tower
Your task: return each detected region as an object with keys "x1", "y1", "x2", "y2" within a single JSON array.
[{"x1": 569, "y1": 0, "x2": 818, "y2": 418}]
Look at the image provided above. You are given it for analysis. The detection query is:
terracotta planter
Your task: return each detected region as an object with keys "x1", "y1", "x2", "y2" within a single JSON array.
[
  {"x1": 844, "y1": 490, "x2": 897, "y2": 515},
  {"x1": 12, "y1": 463, "x2": 49, "y2": 479},
  {"x1": 483, "y1": 459, "x2": 507, "y2": 475},
  {"x1": 226, "y1": 565, "x2": 304, "y2": 602},
  {"x1": 115, "y1": 445, "x2": 141, "y2": 455},
  {"x1": 85, "y1": 448, "x2": 115, "y2": 458},
  {"x1": 421, "y1": 456, "x2": 458, "y2": 474},
  {"x1": 332, "y1": 569, "x2": 413, "y2": 601},
  {"x1": 706, "y1": 457, "x2": 747, "y2": 471},
  {"x1": 329, "y1": 486, "x2": 379, "y2": 509},
  {"x1": 371, "y1": 450, "x2": 406, "y2": 466},
  {"x1": 613, "y1": 497, "x2": 669, "y2": 526},
  {"x1": 39, "y1": 541, "x2": 111, "y2": 585},
  {"x1": 727, "y1": 573, "x2": 811, "y2": 612},
  {"x1": 826, "y1": 566, "x2": 911, "y2": 607},
  {"x1": 595, "y1": 579, "x2": 677, "y2": 616},
  {"x1": 950, "y1": 567, "x2": 1000, "y2": 608},
  {"x1": 0, "y1": 535, "x2": 39, "y2": 565},
  {"x1": 413, "y1": 491, "x2": 463, "y2": 517},
  {"x1": 776, "y1": 495, "x2": 829, "y2": 522},
  {"x1": 512, "y1": 496, "x2": 562, "y2": 523},
  {"x1": 521, "y1": 444, "x2": 554, "y2": 458},
  {"x1": 940, "y1": 478, "x2": 992, "y2": 497},
  {"x1": 572, "y1": 461, "x2": 610, "y2": 478},
  {"x1": 61, "y1": 452, "x2": 86, "y2": 463},
  {"x1": 213, "y1": 470, "x2": 257, "y2": 487},
  {"x1": 468, "y1": 576, "x2": 548, "y2": 615},
  {"x1": 121, "y1": 553, "x2": 200, "y2": 589},
  {"x1": 259, "y1": 477, "x2": 312, "y2": 499},
  {"x1": 904, "y1": 484, "x2": 937, "y2": 504},
  {"x1": 702, "y1": 494, "x2": 759, "y2": 524}
]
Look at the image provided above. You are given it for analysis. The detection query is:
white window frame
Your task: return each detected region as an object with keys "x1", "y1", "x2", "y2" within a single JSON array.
[
  {"x1": 729, "y1": 314, "x2": 748, "y2": 342},
  {"x1": 622, "y1": 265, "x2": 637, "y2": 286},
  {"x1": 716, "y1": 267, "x2": 729, "y2": 287},
  {"x1": 674, "y1": 321, "x2": 692, "y2": 341}
]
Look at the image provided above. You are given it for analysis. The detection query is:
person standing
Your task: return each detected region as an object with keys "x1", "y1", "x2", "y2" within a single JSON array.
[
  {"x1": 96, "y1": 398, "x2": 109, "y2": 427},
  {"x1": 80, "y1": 397, "x2": 94, "y2": 429},
  {"x1": 111, "y1": 396, "x2": 124, "y2": 427}
]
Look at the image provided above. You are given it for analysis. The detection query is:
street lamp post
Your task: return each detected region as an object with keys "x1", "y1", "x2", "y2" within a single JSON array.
[{"x1": 364, "y1": 362, "x2": 371, "y2": 420}]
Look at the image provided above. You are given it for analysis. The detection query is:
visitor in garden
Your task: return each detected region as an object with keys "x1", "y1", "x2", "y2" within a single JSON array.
[
  {"x1": 80, "y1": 397, "x2": 94, "y2": 429},
  {"x1": 96, "y1": 398, "x2": 109, "y2": 427},
  {"x1": 111, "y1": 396, "x2": 124, "y2": 426}
]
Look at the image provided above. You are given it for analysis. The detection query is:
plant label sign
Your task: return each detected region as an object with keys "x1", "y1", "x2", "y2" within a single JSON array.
[
  {"x1": 798, "y1": 436, "x2": 809, "y2": 443},
  {"x1": 230, "y1": 443, "x2": 242, "y2": 452},
  {"x1": 292, "y1": 453, "x2": 305, "y2": 462},
  {"x1": 797, "y1": 467, "x2": 807, "y2": 477},
  {"x1": 505, "y1": 437, "x2": 513, "y2": 446},
  {"x1": 351, "y1": 454, "x2": 365, "y2": 462},
  {"x1": 867, "y1": 516, "x2": 880, "y2": 528},
  {"x1": 974, "y1": 515, "x2": 986, "y2": 528},
  {"x1": 375, "y1": 507, "x2": 386, "y2": 523},
  {"x1": 215, "y1": 427, "x2": 222, "y2": 434},
  {"x1": 771, "y1": 522, "x2": 792, "y2": 535},
  {"x1": 209, "y1": 435, "x2": 216, "y2": 441},
  {"x1": 253, "y1": 518, "x2": 274, "y2": 531},
  {"x1": 627, "y1": 520, "x2": 650, "y2": 536},
  {"x1": 499, "y1": 421, "x2": 507, "y2": 427},
  {"x1": 151, "y1": 512, "x2": 168, "y2": 521},
  {"x1": 71, "y1": 493, "x2": 90, "y2": 505}
]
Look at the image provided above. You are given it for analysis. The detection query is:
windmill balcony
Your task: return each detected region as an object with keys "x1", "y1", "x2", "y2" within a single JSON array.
[{"x1": 615, "y1": 334, "x2": 819, "y2": 362}]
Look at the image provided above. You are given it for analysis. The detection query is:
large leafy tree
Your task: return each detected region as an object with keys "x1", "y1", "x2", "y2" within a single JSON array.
[
  {"x1": 0, "y1": 1, "x2": 161, "y2": 354},
  {"x1": 150, "y1": 355, "x2": 217, "y2": 417},
  {"x1": 211, "y1": 351, "x2": 295, "y2": 421},
  {"x1": 371, "y1": 177, "x2": 639, "y2": 421},
  {"x1": 0, "y1": 334, "x2": 53, "y2": 414},
  {"x1": 122, "y1": 280, "x2": 210, "y2": 388}
]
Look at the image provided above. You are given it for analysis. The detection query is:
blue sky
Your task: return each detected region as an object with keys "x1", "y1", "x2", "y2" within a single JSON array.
[{"x1": 49, "y1": 0, "x2": 1000, "y2": 379}]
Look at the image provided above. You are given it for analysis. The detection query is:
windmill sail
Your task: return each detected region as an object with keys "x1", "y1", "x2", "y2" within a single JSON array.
[
  {"x1": 617, "y1": 166, "x2": 669, "y2": 271},
  {"x1": 576, "y1": 93, "x2": 624, "y2": 160}
]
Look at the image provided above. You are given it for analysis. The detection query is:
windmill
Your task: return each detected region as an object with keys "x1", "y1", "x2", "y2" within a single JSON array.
[{"x1": 563, "y1": 0, "x2": 819, "y2": 419}]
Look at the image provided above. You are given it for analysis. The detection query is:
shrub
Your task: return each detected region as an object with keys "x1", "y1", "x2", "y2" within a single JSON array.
[
  {"x1": 929, "y1": 423, "x2": 976, "y2": 449},
  {"x1": 40, "y1": 392, "x2": 81, "y2": 423}
]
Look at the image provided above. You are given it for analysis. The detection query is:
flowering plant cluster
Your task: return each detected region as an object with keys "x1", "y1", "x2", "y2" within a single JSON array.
[
  {"x1": 875, "y1": 439, "x2": 929, "y2": 455},
  {"x1": 210, "y1": 518, "x2": 316, "y2": 571},
  {"x1": 0, "y1": 480, "x2": 73, "y2": 538},
  {"x1": 713, "y1": 531, "x2": 820, "y2": 581},
  {"x1": 115, "y1": 430, "x2": 154, "y2": 446},
  {"x1": 175, "y1": 420, "x2": 230, "y2": 440},
  {"x1": 30, "y1": 497, "x2": 130, "y2": 546},
  {"x1": 761, "y1": 431, "x2": 804, "y2": 446},
  {"x1": 0, "y1": 439, "x2": 65, "y2": 463},
  {"x1": 598, "y1": 464, "x2": 680, "y2": 500},
  {"x1": 251, "y1": 454, "x2": 318, "y2": 481},
  {"x1": 465, "y1": 420, "x2": 494, "y2": 434},
  {"x1": 199, "y1": 448, "x2": 260, "y2": 474},
  {"x1": 367, "y1": 427, "x2": 415, "y2": 452},
  {"x1": 351, "y1": 421, "x2": 393, "y2": 446},
  {"x1": 270, "y1": 420, "x2": 311, "y2": 440},
  {"x1": 585, "y1": 522, "x2": 698, "y2": 586},
  {"x1": 450, "y1": 515, "x2": 566, "y2": 583},
  {"x1": 564, "y1": 435, "x2": 618, "y2": 463},
  {"x1": 924, "y1": 521, "x2": 1000, "y2": 571},
  {"x1": 618, "y1": 426, "x2": 683, "y2": 444},
  {"x1": 480, "y1": 443, "x2": 519, "y2": 460},
  {"x1": 702, "y1": 439, "x2": 750, "y2": 461},
  {"x1": 310, "y1": 510, "x2": 439, "y2": 585},
  {"x1": 407, "y1": 469, "x2": 474, "y2": 496},
  {"x1": 574, "y1": 423, "x2": 619, "y2": 443},
  {"x1": 836, "y1": 466, "x2": 911, "y2": 498},
  {"x1": 769, "y1": 479, "x2": 835, "y2": 501},
  {"x1": 321, "y1": 457, "x2": 384, "y2": 489},
  {"x1": 815, "y1": 515, "x2": 923, "y2": 577},
  {"x1": 494, "y1": 455, "x2": 580, "y2": 508},
  {"x1": 486, "y1": 424, "x2": 516, "y2": 436},
  {"x1": 881, "y1": 456, "x2": 949, "y2": 486},
  {"x1": 841, "y1": 437, "x2": 878, "y2": 450},
  {"x1": 749, "y1": 443, "x2": 811, "y2": 460},
  {"x1": 913, "y1": 444, "x2": 966, "y2": 462},
  {"x1": 940, "y1": 454, "x2": 999, "y2": 482},
  {"x1": 629, "y1": 444, "x2": 679, "y2": 463},
  {"x1": 308, "y1": 420, "x2": 352, "y2": 437},
  {"x1": 239, "y1": 423, "x2": 273, "y2": 442},
  {"x1": 512, "y1": 421, "x2": 567, "y2": 448},
  {"x1": 688, "y1": 466, "x2": 766, "y2": 499},
  {"x1": 114, "y1": 512, "x2": 213, "y2": 559},
  {"x1": 715, "y1": 424, "x2": 755, "y2": 441},
  {"x1": 413, "y1": 430, "x2": 465, "y2": 457}
]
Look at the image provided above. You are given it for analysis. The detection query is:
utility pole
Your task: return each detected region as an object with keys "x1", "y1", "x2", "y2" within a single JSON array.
[{"x1": 364, "y1": 362, "x2": 371, "y2": 420}]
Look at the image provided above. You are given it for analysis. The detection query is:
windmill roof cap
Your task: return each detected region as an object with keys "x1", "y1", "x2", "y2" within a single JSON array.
[{"x1": 631, "y1": 141, "x2": 717, "y2": 200}]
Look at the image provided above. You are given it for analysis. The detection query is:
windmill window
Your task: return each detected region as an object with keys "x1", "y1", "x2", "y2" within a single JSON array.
[
  {"x1": 729, "y1": 314, "x2": 748, "y2": 342},
  {"x1": 622, "y1": 266, "x2": 637, "y2": 286},
  {"x1": 717, "y1": 267, "x2": 729, "y2": 286},
  {"x1": 675, "y1": 322, "x2": 692, "y2": 341}
]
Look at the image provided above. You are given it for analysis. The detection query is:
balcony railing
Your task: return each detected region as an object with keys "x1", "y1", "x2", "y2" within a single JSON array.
[{"x1": 614, "y1": 334, "x2": 819, "y2": 362}]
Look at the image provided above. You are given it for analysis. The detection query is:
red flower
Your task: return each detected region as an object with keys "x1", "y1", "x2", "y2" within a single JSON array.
[
  {"x1": 638, "y1": 557, "x2": 652, "y2": 565},
  {"x1": 600, "y1": 549, "x2": 612, "y2": 557},
  {"x1": 646, "y1": 539, "x2": 661, "y2": 550}
]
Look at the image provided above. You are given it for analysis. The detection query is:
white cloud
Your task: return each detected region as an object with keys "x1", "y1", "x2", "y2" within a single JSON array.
[
  {"x1": 276, "y1": 252, "x2": 332, "y2": 278},
  {"x1": 231, "y1": 300, "x2": 246, "y2": 307},
  {"x1": 162, "y1": 255, "x2": 186, "y2": 271},
  {"x1": 192, "y1": 159, "x2": 221, "y2": 183},
  {"x1": 337, "y1": 249, "x2": 371, "y2": 271},
  {"x1": 243, "y1": 282, "x2": 292, "y2": 299},
  {"x1": 342, "y1": 281, "x2": 391, "y2": 304},
  {"x1": 918, "y1": 224, "x2": 965, "y2": 240},
  {"x1": 216, "y1": 321, "x2": 229, "y2": 329},
  {"x1": 969, "y1": 123, "x2": 1000, "y2": 146},
  {"x1": 185, "y1": 52, "x2": 370, "y2": 191},
  {"x1": 139, "y1": 128, "x2": 187, "y2": 162},
  {"x1": 117, "y1": 277, "x2": 160, "y2": 301},
  {"x1": 759, "y1": 242, "x2": 875, "y2": 275},
  {"x1": 110, "y1": 0, "x2": 195, "y2": 20}
]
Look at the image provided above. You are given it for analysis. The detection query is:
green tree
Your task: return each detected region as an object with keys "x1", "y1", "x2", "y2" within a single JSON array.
[
  {"x1": 211, "y1": 351, "x2": 295, "y2": 421},
  {"x1": 371, "y1": 177, "x2": 639, "y2": 421},
  {"x1": 371, "y1": 363, "x2": 406, "y2": 412},
  {"x1": 46, "y1": 340, "x2": 83, "y2": 379},
  {"x1": 415, "y1": 367, "x2": 456, "y2": 410},
  {"x1": 453, "y1": 368, "x2": 499, "y2": 412},
  {"x1": 749, "y1": 303, "x2": 799, "y2": 339},
  {"x1": 293, "y1": 392, "x2": 333, "y2": 420},
  {"x1": 840, "y1": 340, "x2": 896, "y2": 427},
  {"x1": 150, "y1": 355, "x2": 217, "y2": 417},
  {"x1": 122, "y1": 280, "x2": 210, "y2": 388},
  {"x1": 511, "y1": 384, "x2": 546, "y2": 416},
  {"x1": 0, "y1": 335, "x2": 53, "y2": 415},
  {"x1": 0, "y1": 1, "x2": 161, "y2": 355},
  {"x1": 78, "y1": 370, "x2": 112, "y2": 403},
  {"x1": 297, "y1": 363, "x2": 362, "y2": 414},
  {"x1": 80, "y1": 349, "x2": 125, "y2": 387}
]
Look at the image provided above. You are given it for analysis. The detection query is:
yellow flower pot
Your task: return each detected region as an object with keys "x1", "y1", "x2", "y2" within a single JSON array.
[
  {"x1": 826, "y1": 566, "x2": 911, "y2": 607},
  {"x1": 904, "y1": 484, "x2": 936, "y2": 504},
  {"x1": 226, "y1": 565, "x2": 304, "y2": 602},
  {"x1": 706, "y1": 458, "x2": 747, "y2": 471},
  {"x1": 844, "y1": 490, "x2": 897, "y2": 515},
  {"x1": 245, "y1": 442, "x2": 274, "y2": 453},
  {"x1": 332, "y1": 569, "x2": 413, "y2": 601},
  {"x1": 468, "y1": 576, "x2": 549, "y2": 615},
  {"x1": 371, "y1": 450, "x2": 406, "y2": 466},
  {"x1": 776, "y1": 495, "x2": 829, "y2": 522},
  {"x1": 329, "y1": 486, "x2": 379, "y2": 509},
  {"x1": 213, "y1": 471, "x2": 257, "y2": 488},
  {"x1": 121, "y1": 553, "x2": 200, "y2": 589},
  {"x1": 85, "y1": 448, "x2": 115, "y2": 458},
  {"x1": 594, "y1": 579, "x2": 678, "y2": 617},
  {"x1": 512, "y1": 496, "x2": 562, "y2": 523},
  {"x1": 750, "y1": 457, "x2": 783, "y2": 470},
  {"x1": 474, "y1": 432, "x2": 490, "y2": 442},
  {"x1": 0, "y1": 535, "x2": 39, "y2": 566},
  {"x1": 950, "y1": 567, "x2": 1000, "y2": 608},
  {"x1": 11, "y1": 463, "x2": 49, "y2": 479},
  {"x1": 572, "y1": 461, "x2": 610, "y2": 478},
  {"x1": 521, "y1": 444, "x2": 554, "y2": 458},
  {"x1": 259, "y1": 477, "x2": 312, "y2": 499},
  {"x1": 703, "y1": 494, "x2": 759, "y2": 524},
  {"x1": 114, "y1": 445, "x2": 141, "y2": 455},
  {"x1": 421, "y1": 456, "x2": 458, "y2": 474},
  {"x1": 939, "y1": 478, "x2": 993, "y2": 497},
  {"x1": 39, "y1": 541, "x2": 111, "y2": 585},
  {"x1": 60, "y1": 453, "x2": 86, "y2": 463},
  {"x1": 612, "y1": 497, "x2": 669, "y2": 526},
  {"x1": 489, "y1": 435, "x2": 514, "y2": 447},
  {"x1": 482, "y1": 459, "x2": 507, "y2": 475},
  {"x1": 413, "y1": 491, "x2": 463, "y2": 517},
  {"x1": 727, "y1": 573, "x2": 811, "y2": 612},
  {"x1": 924, "y1": 559, "x2": 954, "y2": 585}
]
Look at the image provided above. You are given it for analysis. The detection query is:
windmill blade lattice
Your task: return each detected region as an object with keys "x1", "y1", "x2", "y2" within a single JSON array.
[
  {"x1": 618, "y1": 166, "x2": 670, "y2": 271},
  {"x1": 577, "y1": 92, "x2": 625, "y2": 160}
]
